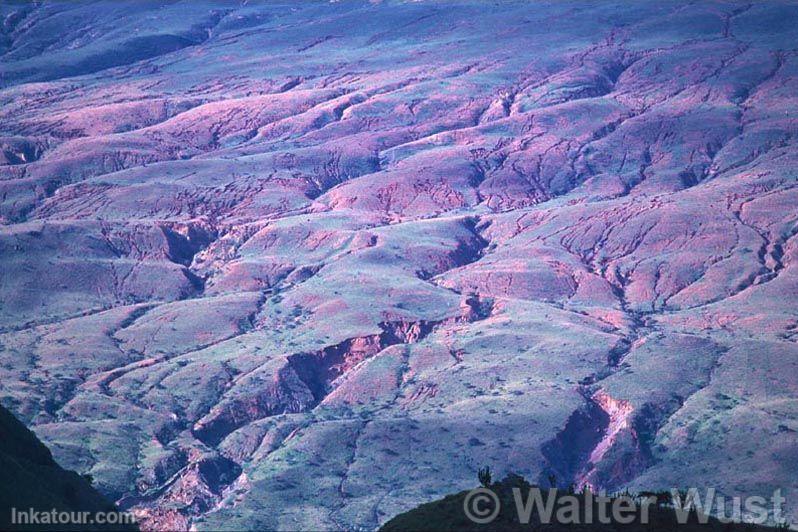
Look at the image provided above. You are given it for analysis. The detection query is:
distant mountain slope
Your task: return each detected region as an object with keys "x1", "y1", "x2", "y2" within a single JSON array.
[
  {"x1": 1, "y1": 1, "x2": 797, "y2": 530},
  {"x1": 0, "y1": 405, "x2": 137, "y2": 531}
]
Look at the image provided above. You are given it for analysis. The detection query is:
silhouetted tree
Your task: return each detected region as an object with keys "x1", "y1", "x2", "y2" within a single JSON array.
[{"x1": 478, "y1": 466, "x2": 492, "y2": 487}]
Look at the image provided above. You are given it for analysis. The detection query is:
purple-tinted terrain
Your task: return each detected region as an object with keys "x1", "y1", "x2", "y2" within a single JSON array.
[{"x1": 1, "y1": 1, "x2": 797, "y2": 530}]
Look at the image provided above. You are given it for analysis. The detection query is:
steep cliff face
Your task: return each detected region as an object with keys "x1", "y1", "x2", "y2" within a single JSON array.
[
  {"x1": 0, "y1": 405, "x2": 136, "y2": 531},
  {"x1": 1, "y1": 1, "x2": 797, "y2": 530}
]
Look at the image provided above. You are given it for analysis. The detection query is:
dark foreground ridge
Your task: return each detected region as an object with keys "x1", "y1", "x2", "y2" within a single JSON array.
[
  {"x1": 381, "y1": 474, "x2": 782, "y2": 532},
  {"x1": 0, "y1": 405, "x2": 137, "y2": 531}
]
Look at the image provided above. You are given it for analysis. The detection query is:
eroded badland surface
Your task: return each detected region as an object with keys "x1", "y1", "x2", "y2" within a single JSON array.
[{"x1": 1, "y1": 1, "x2": 797, "y2": 529}]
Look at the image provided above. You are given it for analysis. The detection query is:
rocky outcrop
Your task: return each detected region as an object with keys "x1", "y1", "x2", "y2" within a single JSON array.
[{"x1": 0, "y1": 405, "x2": 137, "y2": 531}]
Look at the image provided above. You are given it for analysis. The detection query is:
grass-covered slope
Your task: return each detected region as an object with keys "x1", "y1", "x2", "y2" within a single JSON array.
[
  {"x1": 2, "y1": 1, "x2": 798, "y2": 530},
  {"x1": 0, "y1": 405, "x2": 137, "y2": 531}
]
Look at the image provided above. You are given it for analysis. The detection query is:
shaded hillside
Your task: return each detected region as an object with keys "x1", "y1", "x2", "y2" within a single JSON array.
[
  {"x1": 0, "y1": 405, "x2": 137, "y2": 531},
  {"x1": 381, "y1": 474, "x2": 783, "y2": 532}
]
